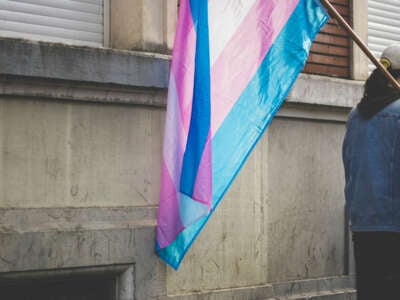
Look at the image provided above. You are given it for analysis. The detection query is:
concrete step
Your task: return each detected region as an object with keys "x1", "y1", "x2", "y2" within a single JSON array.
[{"x1": 267, "y1": 288, "x2": 357, "y2": 300}]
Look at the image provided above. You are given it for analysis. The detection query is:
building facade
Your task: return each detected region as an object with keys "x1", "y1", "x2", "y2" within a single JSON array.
[{"x1": 0, "y1": 0, "x2": 398, "y2": 299}]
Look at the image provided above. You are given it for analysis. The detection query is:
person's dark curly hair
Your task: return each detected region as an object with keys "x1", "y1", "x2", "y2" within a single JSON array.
[
  {"x1": 364, "y1": 68, "x2": 400, "y2": 98},
  {"x1": 357, "y1": 67, "x2": 400, "y2": 119}
]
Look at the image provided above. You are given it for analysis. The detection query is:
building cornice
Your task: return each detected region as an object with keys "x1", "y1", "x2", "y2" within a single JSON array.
[{"x1": 0, "y1": 37, "x2": 364, "y2": 119}]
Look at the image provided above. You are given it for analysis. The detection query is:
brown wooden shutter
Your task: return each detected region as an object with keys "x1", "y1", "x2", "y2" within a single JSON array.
[{"x1": 303, "y1": 0, "x2": 351, "y2": 78}]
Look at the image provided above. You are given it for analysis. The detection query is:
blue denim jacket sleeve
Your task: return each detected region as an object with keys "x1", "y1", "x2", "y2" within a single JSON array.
[{"x1": 343, "y1": 100, "x2": 400, "y2": 232}]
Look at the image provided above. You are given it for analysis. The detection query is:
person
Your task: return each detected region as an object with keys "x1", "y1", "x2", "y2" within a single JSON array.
[{"x1": 343, "y1": 44, "x2": 400, "y2": 300}]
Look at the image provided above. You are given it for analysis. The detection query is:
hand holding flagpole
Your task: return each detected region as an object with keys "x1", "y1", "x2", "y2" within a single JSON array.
[{"x1": 320, "y1": 0, "x2": 400, "y2": 92}]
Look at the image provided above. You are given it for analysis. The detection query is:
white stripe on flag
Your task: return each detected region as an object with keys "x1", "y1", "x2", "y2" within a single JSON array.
[{"x1": 208, "y1": 0, "x2": 257, "y2": 65}]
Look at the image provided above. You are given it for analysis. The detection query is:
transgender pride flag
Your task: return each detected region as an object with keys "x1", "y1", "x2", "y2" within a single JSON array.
[{"x1": 157, "y1": 0, "x2": 328, "y2": 269}]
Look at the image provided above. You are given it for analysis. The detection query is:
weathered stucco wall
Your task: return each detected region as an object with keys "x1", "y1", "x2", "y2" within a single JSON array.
[
  {"x1": 110, "y1": 0, "x2": 177, "y2": 52},
  {"x1": 167, "y1": 115, "x2": 348, "y2": 293},
  {"x1": 0, "y1": 37, "x2": 359, "y2": 299},
  {"x1": 0, "y1": 96, "x2": 349, "y2": 284},
  {"x1": 0, "y1": 99, "x2": 163, "y2": 208},
  {"x1": 266, "y1": 119, "x2": 346, "y2": 282}
]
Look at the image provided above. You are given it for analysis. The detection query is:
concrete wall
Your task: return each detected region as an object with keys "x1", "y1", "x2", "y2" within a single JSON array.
[
  {"x1": 266, "y1": 119, "x2": 345, "y2": 282},
  {"x1": 0, "y1": 1, "x2": 361, "y2": 298},
  {"x1": 110, "y1": 0, "x2": 177, "y2": 52},
  {"x1": 0, "y1": 99, "x2": 163, "y2": 208}
]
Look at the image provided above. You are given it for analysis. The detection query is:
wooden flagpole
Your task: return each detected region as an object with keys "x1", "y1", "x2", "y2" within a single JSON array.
[{"x1": 320, "y1": 0, "x2": 400, "y2": 92}]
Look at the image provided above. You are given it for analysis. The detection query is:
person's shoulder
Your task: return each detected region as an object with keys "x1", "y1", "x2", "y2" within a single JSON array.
[
  {"x1": 380, "y1": 98, "x2": 400, "y2": 116},
  {"x1": 347, "y1": 107, "x2": 360, "y2": 122}
]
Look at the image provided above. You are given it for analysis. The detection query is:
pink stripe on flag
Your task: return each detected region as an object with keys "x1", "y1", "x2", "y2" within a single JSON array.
[
  {"x1": 157, "y1": 161, "x2": 184, "y2": 248},
  {"x1": 171, "y1": 0, "x2": 197, "y2": 133},
  {"x1": 210, "y1": 0, "x2": 299, "y2": 136},
  {"x1": 192, "y1": 131, "x2": 212, "y2": 206},
  {"x1": 163, "y1": 74, "x2": 187, "y2": 192}
]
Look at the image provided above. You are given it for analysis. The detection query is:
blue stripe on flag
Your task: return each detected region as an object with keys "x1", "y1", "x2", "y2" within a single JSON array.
[
  {"x1": 180, "y1": 0, "x2": 211, "y2": 196},
  {"x1": 157, "y1": 0, "x2": 328, "y2": 269}
]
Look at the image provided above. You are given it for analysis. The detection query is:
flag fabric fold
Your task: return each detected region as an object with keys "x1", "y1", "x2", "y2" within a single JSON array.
[{"x1": 157, "y1": 0, "x2": 329, "y2": 269}]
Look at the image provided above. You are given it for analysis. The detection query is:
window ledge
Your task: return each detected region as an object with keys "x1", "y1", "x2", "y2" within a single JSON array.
[
  {"x1": 0, "y1": 38, "x2": 364, "y2": 110},
  {"x1": 0, "y1": 37, "x2": 170, "y2": 90},
  {"x1": 288, "y1": 73, "x2": 364, "y2": 109}
]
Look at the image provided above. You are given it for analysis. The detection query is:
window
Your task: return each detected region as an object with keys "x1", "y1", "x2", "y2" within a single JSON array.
[
  {"x1": 303, "y1": 0, "x2": 351, "y2": 78},
  {"x1": 0, "y1": 0, "x2": 109, "y2": 47},
  {"x1": 368, "y1": 0, "x2": 400, "y2": 72}
]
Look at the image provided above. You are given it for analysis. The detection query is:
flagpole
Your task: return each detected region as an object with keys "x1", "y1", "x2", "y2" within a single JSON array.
[{"x1": 320, "y1": 0, "x2": 400, "y2": 92}]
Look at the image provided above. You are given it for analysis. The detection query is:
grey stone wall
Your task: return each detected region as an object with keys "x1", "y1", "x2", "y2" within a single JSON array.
[{"x1": 0, "y1": 38, "x2": 359, "y2": 299}]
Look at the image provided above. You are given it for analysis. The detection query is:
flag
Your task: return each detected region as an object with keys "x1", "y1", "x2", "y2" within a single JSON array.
[{"x1": 156, "y1": 0, "x2": 329, "y2": 269}]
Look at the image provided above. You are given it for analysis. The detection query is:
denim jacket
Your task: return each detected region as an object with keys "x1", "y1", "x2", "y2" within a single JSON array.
[{"x1": 343, "y1": 99, "x2": 400, "y2": 232}]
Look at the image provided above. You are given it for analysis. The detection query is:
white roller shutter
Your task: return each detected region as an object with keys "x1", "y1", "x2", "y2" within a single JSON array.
[
  {"x1": 368, "y1": 0, "x2": 400, "y2": 72},
  {"x1": 0, "y1": 0, "x2": 109, "y2": 47}
]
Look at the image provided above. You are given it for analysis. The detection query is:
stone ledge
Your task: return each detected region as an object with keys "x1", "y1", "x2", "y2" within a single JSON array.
[
  {"x1": 0, "y1": 37, "x2": 170, "y2": 89},
  {"x1": 168, "y1": 284, "x2": 275, "y2": 300},
  {"x1": 0, "y1": 38, "x2": 364, "y2": 110},
  {"x1": 277, "y1": 102, "x2": 350, "y2": 123},
  {"x1": 271, "y1": 276, "x2": 356, "y2": 299},
  {"x1": 267, "y1": 289, "x2": 356, "y2": 300},
  {"x1": 288, "y1": 74, "x2": 363, "y2": 109},
  {"x1": 0, "y1": 207, "x2": 157, "y2": 234},
  {"x1": 0, "y1": 75, "x2": 167, "y2": 107},
  {"x1": 167, "y1": 277, "x2": 355, "y2": 300},
  {"x1": 0, "y1": 76, "x2": 352, "y2": 123},
  {"x1": 285, "y1": 289, "x2": 356, "y2": 300}
]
